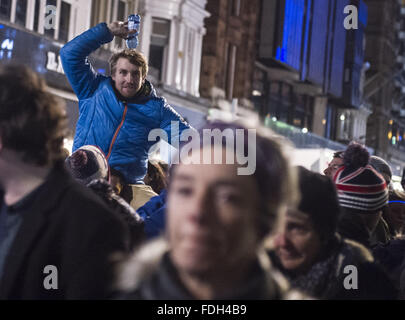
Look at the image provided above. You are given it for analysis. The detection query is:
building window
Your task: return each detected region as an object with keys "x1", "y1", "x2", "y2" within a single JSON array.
[
  {"x1": 225, "y1": 43, "x2": 237, "y2": 100},
  {"x1": 41, "y1": 0, "x2": 74, "y2": 42},
  {"x1": 44, "y1": 0, "x2": 57, "y2": 39},
  {"x1": 149, "y1": 18, "x2": 170, "y2": 82},
  {"x1": 33, "y1": 0, "x2": 40, "y2": 31},
  {"x1": 58, "y1": 1, "x2": 71, "y2": 42},
  {"x1": 107, "y1": 0, "x2": 128, "y2": 49},
  {"x1": 15, "y1": 0, "x2": 27, "y2": 26},
  {"x1": 0, "y1": 0, "x2": 11, "y2": 19},
  {"x1": 230, "y1": 0, "x2": 241, "y2": 16},
  {"x1": 0, "y1": 0, "x2": 83, "y2": 43}
]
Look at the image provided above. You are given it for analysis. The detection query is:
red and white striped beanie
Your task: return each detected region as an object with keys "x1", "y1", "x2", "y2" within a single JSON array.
[{"x1": 333, "y1": 143, "x2": 388, "y2": 212}]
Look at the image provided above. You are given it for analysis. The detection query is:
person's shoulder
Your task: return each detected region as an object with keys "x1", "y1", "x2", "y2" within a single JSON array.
[
  {"x1": 59, "y1": 174, "x2": 122, "y2": 223},
  {"x1": 341, "y1": 238, "x2": 374, "y2": 263},
  {"x1": 114, "y1": 238, "x2": 167, "y2": 296}
]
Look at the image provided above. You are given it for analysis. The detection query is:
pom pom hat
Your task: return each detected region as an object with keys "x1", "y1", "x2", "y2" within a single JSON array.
[
  {"x1": 333, "y1": 142, "x2": 388, "y2": 212},
  {"x1": 65, "y1": 145, "x2": 109, "y2": 185}
]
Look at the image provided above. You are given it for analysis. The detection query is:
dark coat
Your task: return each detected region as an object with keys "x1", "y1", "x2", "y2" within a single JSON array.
[
  {"x1": 86, "y1": 179, "x2": 145, "y2": 250},
  {"x1": 337, "y1": 210, "x2": 372, "y2": 248},
  {"x1": 269, "y1": 235, "x2": 398, "y2": 300},
  {"x1": 114, "y1": 239, "x2": 308, "y2": 300},
  {"x1": 373, "y1": 238, "x2": 405, "y2": 292},
  {"x1": 0, "y1": 166, "x2": 128, "y2": 299}
]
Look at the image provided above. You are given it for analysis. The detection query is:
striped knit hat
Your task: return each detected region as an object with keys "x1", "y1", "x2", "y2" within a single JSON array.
[
  {"x1": 333, "y1": 143, "x2": 388, "y2": 212},
  {"x1": 65, "y1": 145, "x2": 109, "y2": 185}
]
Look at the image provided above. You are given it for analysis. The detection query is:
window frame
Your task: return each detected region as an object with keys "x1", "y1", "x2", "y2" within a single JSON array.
[
  {"x1": 148, "y1": 17, "x2": 171, "y2": 83},
  {"x1": 108, "y1": 0, "x2": 129, "y2": 51},
  {"x1": 0, "y1": 0, "x2": 79, "y2": 43}
]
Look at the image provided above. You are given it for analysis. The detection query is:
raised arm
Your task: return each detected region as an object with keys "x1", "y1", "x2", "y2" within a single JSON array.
[{"x1": 60, "y1": 22, "x2": 136, "y2": 100}]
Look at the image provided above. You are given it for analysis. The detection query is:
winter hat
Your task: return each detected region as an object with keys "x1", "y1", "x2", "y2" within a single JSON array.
[
  {"x1": 297, "y1": 166, "x2": 340, "y2": 240},
  {"x1": 65, "y1": 145, "x2": 109, "y2": 185},
  {"x1": 369, "y1": 155, "x2": 392, "y2": 183},
  {"x1": 333, "y1": 142, "x2": 388, "y2": 212}
]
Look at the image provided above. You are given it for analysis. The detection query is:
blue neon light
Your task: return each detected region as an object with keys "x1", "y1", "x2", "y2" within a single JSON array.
[
  {"x1": 301, "y1": 0, "x2": 312, "y2": 80},
  {"x1": 359, "y1": 0, "x2": 368, "y2": 26},
  {"x1": 276, "y1": 0, "x2": 305, "y2": 70},
  {"x1": 388, "y1": 201, "x2": 405, "y2": 204}
]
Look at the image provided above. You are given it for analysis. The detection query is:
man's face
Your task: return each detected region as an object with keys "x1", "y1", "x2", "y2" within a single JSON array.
[
  {"x1": 324, "y1": 157, "x2": 344, "y2": 178},
  {"x1": 111, "y1": 58, "x2": 144, "y2": 98},
  {"x1": 167, "y1": 147, "x2": 261, "y2": 277},
  {"x1": 273, "y1": 209, "x2": 322, "y2": 274}
]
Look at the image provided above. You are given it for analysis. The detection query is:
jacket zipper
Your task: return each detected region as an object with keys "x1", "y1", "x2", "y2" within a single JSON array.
[{"x1": 106, "y1": 103, "x2": 128, "y2": 160}]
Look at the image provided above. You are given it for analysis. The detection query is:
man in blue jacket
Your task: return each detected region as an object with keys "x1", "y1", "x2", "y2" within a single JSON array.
[{"x1": 60, "y1": 21, "x2": 191, "y2": 187}]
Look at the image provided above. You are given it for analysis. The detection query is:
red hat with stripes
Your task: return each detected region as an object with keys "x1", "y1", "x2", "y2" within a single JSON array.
[{"x1": 333, "y1": 143, "x2": 388, "y2": 212}]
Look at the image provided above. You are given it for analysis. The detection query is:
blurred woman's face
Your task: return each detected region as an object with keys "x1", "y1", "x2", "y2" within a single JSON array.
[
  {"x1": 273, "y1": 209, "x2": 322, "y2": 274},
  {"x1": 386, "y1": 201, "x2": 405, "y2": 234}
]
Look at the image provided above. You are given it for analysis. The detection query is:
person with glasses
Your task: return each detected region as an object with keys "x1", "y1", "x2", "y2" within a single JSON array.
[{"x1": 323, "y1": 151, "x2": 344, "y2": 178}]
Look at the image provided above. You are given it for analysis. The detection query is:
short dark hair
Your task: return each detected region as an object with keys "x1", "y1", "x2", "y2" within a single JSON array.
[
  {"x1": 109, "y1": 49, "x2": 148, "y2": 77},
  {"x1": 333, "y1": 150, "x2": 344, "y2": 159},
  {"x1": 0, "y1": 64, "x2": 67, "y2": 166}
]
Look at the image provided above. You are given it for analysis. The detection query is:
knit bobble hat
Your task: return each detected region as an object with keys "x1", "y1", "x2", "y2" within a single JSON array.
[
  {"x1": 65, "y1": 145, "x2": 109, "y2": 185},
  {"x1": 333, "y1": 142, "x2": 388, "y2": 212}
]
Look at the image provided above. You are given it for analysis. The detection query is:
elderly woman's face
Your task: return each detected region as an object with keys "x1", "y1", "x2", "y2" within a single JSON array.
[{"x1": 273, "y1": 209, "x2": 322, "y2": 274}]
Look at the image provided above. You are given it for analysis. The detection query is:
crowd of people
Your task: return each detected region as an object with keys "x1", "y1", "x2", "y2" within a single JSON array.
[{"x1": 1, "y1": 20, "x2": 405, "y2": 300}]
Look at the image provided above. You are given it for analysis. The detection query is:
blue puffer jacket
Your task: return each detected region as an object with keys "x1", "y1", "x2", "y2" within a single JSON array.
[
  {"x1": 60, "y1": 23, "x2": 190, "y2": 184},
  {"x1": 136, "y1": 189, "x2": 167, "y2": 240}
]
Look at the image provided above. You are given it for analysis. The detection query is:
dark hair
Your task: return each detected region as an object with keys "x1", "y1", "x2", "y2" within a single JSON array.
[
  {"x1": 389, "y1": 189, "x2": 405, "y2": 202},
  {"x1": 169, "y1": 120, "x2": 298, "y2": 239},
  {"x1": 144, "y1": 160, "x2": 167, "y2": 194},
  {"x1": 0, "y1": 64, "x2": 67, "y2": 166},
  {"x1": 333, "y1": 151, "x2": 344, "y2": 159},
  {"x1": 296, "y1": 166, "x2": 340, "y2": 241},
  {"x1": 109, "y1": 49, "x2": 148, "y2": 77},
  {"x1": 156, "y1": 160, "x2": 169, "y2": 176},
  {"x1": 110, "y1": 167, "x2": 133, "y2": 204}
]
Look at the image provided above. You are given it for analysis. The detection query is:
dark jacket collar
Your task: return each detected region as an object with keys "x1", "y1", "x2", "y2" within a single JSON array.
[
  {"x1": 111, "y1": 79, "x2": 157, "y2": 104},
  {"x1": 117, "y1": 239, "x2": 290, "y2": 300}
]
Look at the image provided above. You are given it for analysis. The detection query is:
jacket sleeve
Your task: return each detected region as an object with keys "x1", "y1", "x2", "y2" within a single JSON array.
[
  {"x1": 160, "y1": 100, "x2": 193, "y2": 145},
  {"x1": 136, "y1": 190, "x2": 167, "y2": 240},
  {"x1": 60, "y1": 23, "x2": 113, "y2": 100}
]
